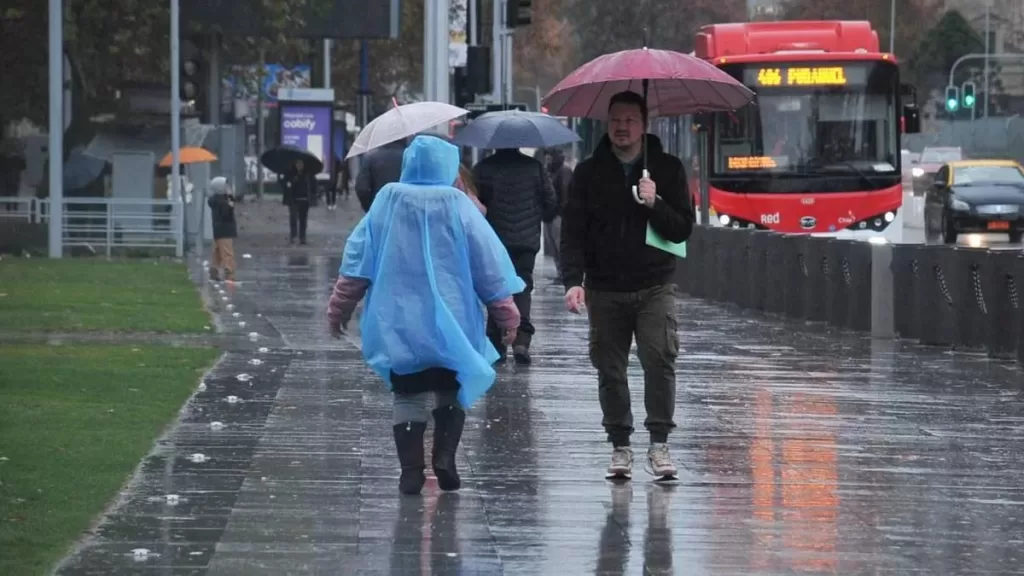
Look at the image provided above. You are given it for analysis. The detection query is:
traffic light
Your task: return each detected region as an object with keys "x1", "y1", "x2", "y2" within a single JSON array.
[
  {"x1": 962, "y1": 81, "x2": 976, "y2": 109},
  {"x1": 505, "y1": 0, "x2": 532, "y2": 28},
  {"x1": 945, "y1": 85, "x2": 959, "y2": 113},
  {"x1": 180, "y1": 38, "x2": 203, "y2": 105}
]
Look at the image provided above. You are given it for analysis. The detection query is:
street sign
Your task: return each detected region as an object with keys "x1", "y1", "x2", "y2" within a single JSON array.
[{"x1": 466, "y1": 103, "x2": 528, "y2": 119}]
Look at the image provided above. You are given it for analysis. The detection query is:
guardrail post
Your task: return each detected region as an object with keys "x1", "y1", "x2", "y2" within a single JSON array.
[
  {"x1": 763, "y1": 233, "x2": 786, "y2": 314},
  {"x1": 804, "y1": 236, "x2": 829, "y2": 322},
  {"x1": 891, "y1": 245, "x2": 918, "y2": 339},
  {"x1": 871, "y1": 243, "x2": 895, "y2": 338},
  {"x1": 785, "y1": 236, "x2": 808, "y2": 319},
  {"x1": 917, "y1": 246, "x2": 955, "y2": 346},
  {"x1": 175, "y1": 200, "x2": 184, "y2": 258},
  {"x1": 986, "y1": 250, "x2": 1020, "y2": 359},
  {"x1": 713, "y1": 228, "x2": 731, "y2": 302},
  {"x1": 106, "y1": 201, "x2": 113, "y2": 257},
  {"x1": 954, "y1": 248, "x2": 988, "y2": 351},
  {"x1": 825, "y1": 240, "x2": 848, "y2": 328},
  {"x1": 746, "y1": 230, "x2": 768, "y2": 311}
]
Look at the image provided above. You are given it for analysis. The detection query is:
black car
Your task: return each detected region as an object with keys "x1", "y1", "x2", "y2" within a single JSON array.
[{"x1": 924, "y1": 162, "x2": 1024, "y2": 244}]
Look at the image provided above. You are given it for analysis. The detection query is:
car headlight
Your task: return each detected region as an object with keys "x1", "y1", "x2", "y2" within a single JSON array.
[
  {"x1": 951, "y1": 198, "x2": 970, "y2": 211},
  {"x1": 912, "y1": 167, "x2": 924, "y2": 178}
]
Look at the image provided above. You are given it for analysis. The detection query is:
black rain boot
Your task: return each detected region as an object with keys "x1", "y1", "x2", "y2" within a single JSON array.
[
  {"x1": 431, "y1": 405, "x2": 466, "y2": 491},
  {"x1": 393, "y1": 422, "x2": 427, "y2": 495}
]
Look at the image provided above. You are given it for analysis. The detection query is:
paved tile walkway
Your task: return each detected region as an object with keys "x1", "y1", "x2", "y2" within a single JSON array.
[{"x1": 56, "y1": 195, "x2": 1024, "y2": 575}]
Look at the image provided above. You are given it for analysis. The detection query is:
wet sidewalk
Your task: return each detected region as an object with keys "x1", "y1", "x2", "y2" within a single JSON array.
[{"x1": 57, "y1": 194, "x2": 1024, "y2": 575}]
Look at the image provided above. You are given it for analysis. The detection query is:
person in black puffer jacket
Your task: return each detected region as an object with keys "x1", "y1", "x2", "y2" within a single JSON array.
[{"x1": 473, "y1": 148, "x2": 558, "y2": 364}]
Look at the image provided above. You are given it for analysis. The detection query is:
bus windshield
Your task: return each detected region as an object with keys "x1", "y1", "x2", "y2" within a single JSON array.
[{"x1": 712, "y1": 61, "x2": 900, "y2": 181}]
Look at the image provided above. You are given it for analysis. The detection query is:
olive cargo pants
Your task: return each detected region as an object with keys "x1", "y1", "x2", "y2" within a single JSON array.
[{"x1": 587, "y1": 284, "x2": 679, "y2": 446}]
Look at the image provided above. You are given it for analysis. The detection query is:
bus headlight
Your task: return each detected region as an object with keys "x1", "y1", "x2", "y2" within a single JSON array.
[
  {"x1": 719, "y1": 214, "x2": 731, "y2": 226},
  {"x1": 884, "y1": 211, "x2": 895, "y2": 222}
]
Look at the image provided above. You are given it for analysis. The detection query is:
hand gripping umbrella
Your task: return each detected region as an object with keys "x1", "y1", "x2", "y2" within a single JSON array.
[{"x1": 542, "y1": 35, "x2": 754, "y2": 203}]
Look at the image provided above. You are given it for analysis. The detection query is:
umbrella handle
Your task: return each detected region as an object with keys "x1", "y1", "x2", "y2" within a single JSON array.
[{"x1": 631, "y1": 169, "x2": 650, "y2": 204}]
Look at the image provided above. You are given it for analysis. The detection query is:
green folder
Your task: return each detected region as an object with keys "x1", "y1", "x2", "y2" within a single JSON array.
[{"x1": 646, "y1": 224, "x2": 687, "y2": 258}]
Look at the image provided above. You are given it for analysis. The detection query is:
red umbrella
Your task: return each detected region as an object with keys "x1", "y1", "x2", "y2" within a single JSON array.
[{"x1": 542, "y1": 47, "x2": 754, "y2": 120}]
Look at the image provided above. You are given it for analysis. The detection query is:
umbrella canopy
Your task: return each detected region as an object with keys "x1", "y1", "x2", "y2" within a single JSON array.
[
  {"x1": 542, "y1": 47, "x2": 754, "y2": 119},
  {"x1": 452, "y1": 110, "x2": 580, "y2": 150},
  {"x1": 260, "y1": 145, "x2": 323, "y2": 175},
  {"x1": 64, "y1": 148, "x2": 108, "y2": 191},
  {"x1": 159, "y1": 146, "x2": 217, "y2": 167},
  {"x1": 346, "y1": 101, "x2": 468, "y2": 159}
]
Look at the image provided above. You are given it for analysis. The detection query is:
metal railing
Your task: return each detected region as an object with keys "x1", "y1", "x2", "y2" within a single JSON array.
[
  {"x1": 0, "y1": 196, "x2": 184, "y2": 257},
  {"x1": 0, "y1": 196, "x2": 39, "y2": 221}
]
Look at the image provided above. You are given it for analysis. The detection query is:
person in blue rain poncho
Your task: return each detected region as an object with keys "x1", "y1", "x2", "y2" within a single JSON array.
[{"x1": 327, "y1": 135, "x2": 525, "y2": 495}]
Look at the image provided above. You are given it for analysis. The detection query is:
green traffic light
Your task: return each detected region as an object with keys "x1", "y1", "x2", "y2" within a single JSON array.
[
  {"x1": 964, "y1": 95, "x2": 976, "y2": 107},
  {"x1": 947, "y1": 98, "x2": 959, "y2": 112}
]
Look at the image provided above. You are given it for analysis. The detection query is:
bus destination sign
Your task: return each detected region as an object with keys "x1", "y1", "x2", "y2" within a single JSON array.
[{"x1": 745, "y1": 65, "x2": 868, "y2": 88}]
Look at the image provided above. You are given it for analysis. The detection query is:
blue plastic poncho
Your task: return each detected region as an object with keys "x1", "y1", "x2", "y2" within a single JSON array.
[{"x1": 340, "y1": 135, "x2": 526, "y2": 408}]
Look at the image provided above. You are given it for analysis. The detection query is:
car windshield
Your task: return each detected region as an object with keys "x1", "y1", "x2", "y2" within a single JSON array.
[
  {"x1": 921, "y1": 149, "x2": 961, "y2": 163},
  {"x1": 953, "y1": 165, "x2": 1024, "y2": 185},
  {"x1": 712, "y1": 61, "x2": 899, "y2": 178}
]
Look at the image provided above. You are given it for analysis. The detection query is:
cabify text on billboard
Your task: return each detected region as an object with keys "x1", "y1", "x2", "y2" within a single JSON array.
[{"x1": 280, "y1": 105, "x2": 333, "y2": 180}]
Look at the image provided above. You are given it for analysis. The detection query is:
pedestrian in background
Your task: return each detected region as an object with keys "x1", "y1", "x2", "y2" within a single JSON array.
[
  {"x1": 282, "y1": 158, "x2": 316, "y2": 245},
  {"x1": 455, "y1": 163, "x2": 486, "y2": 215},
  {"x1": 355, "y1": 139, "x2": 405, "y2": 212},
  {"x1": 207, "y1": 176, "x2": 237, "y2": 282},
  {"x1": 473, "y1": 146, "x2": 559, "y2": 365},
  {"x1": 327, "y1": 135, "x2": 524, "y2": 496},
  {"x1": 543, "y1": 146, "x2": 573, "y2": 278},
  {"x1": 561, "y1": 90, "x2": 694, "y2": 481}
]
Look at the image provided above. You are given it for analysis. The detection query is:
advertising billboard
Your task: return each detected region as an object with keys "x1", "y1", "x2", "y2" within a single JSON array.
[{"x1": 280, "y1": 105, "x2": 333, "y2": 180}]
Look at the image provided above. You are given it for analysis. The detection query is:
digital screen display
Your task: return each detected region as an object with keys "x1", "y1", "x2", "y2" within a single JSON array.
[
  {"x1": 744, "y1": 66, "x2": 868, "y2": 87},
  {"x1": 727, "y1": 156, "x2": 779, "y2": 170}
]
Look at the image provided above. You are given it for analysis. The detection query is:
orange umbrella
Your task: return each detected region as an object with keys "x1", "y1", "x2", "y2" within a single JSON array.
[{"x1": 159, "y1": 147, "x2": 217, "y2": 167}]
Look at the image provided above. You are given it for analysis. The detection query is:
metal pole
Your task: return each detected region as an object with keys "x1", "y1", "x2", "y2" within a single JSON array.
[
  {"x1": 358, "y1": 40, "x2": 370, "y2": 127},
  {"x1": 257, "y1": 46, "x2": 266, "y2": 198},
  {"x1": 208, "y1": 33, "x2": 221, "y2": 125},
  {"x1": 984, "y1": 1, "x2": 990, "y2": 118},
  {"x1": 323, "y1": 39, "x2": 332, "y2": 89},
  {"x1": 491, "y1": 0, "x2": 502, "y2": 103},
  {"x1": 949, "y1": 53, "x2": 1024, "y2": 89},
  {"x1": 504, "y1": 33, "x2": 513, "y2": 105},
  {"x1": 48, "y1": 0, "x2": 63, "y2": 258},
  {"x1": 888, "y1": 0, "x2": 895, "y2": 53},
  {"x1": 698, "y1": 128, "x2": 710, "y2": 225},
  {"x1": 424, "y1": 0, "x2": 435, "y2": 101},
  {"x1": 171, "y1": 0, "x2": 182, "y2": 219}
]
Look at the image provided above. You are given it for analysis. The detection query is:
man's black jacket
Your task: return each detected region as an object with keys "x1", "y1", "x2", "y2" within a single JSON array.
[
  {"x1": 560, "y1": 134, "x2": 694, "y2": 293},
  {"x1": 473, "y1": 149, "x2": 558, "y2": 253}
]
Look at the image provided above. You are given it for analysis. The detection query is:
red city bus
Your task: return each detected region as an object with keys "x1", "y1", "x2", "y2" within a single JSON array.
[{"x1": 694, "y1": 21, "x2": 920, "y2": 237}]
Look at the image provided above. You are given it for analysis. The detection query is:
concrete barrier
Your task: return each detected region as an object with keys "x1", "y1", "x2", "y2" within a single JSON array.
[{"x1": 672, "y1": 225, "x2": 1024, "y2": 362}]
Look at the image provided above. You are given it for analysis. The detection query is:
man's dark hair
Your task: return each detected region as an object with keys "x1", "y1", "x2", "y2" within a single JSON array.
[{"x1": 608, "y1": 91, "x2": 648, "y2": 123}]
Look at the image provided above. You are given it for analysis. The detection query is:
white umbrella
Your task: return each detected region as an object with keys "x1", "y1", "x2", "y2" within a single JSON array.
[{"x1": 346, "y1": 101, "x2": 469, "y2": 160}]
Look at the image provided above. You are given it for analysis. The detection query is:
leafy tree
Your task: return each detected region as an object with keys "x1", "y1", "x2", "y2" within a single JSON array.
[
  {"x1": 513, "y1": 0, "x2": 577, "y2": 104},
  {"x1": 910, "y1": 10, "x2": 992, "y2": 106},
  {"x1": 569, "y1": 0, "x2": 747, "y2": 63}
]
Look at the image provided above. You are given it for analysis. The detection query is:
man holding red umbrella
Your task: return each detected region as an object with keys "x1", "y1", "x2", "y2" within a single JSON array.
[{"x1": 561, "y1": 91, "x2": 694, "y2": 481}]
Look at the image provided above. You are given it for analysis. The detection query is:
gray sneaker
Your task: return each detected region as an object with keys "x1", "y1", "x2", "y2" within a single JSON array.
[
  {"x1": 606, "y1": 446, "x2": 633, "y2": 479},
  {"x1": 646, "y1": 443, "x2": 678, "y2": 479}
]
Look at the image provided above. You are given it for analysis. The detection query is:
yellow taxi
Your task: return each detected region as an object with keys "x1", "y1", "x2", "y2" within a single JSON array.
[{"x1": 924, "y1": 159, "x2": 1024, "y2": 244}]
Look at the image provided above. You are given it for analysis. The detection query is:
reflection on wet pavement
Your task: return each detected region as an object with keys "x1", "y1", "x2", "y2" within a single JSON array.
[{"x1": 55, "y1": 200, "x2": 1024, "y2": 575}]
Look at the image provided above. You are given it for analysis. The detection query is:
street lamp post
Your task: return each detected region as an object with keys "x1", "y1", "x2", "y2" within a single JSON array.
[
  {"x1": 984, "y1": 0, "x2": 991, "y2": 118},
  {"x1": 889, "y1": 0, "x2": 895, "y2": 53},
  {"x1": 170, "y1": 0, "x2": 182, "y2": 214},
  {"x1": 48, "y1": 0, "x2": 63, "y2": 258}
]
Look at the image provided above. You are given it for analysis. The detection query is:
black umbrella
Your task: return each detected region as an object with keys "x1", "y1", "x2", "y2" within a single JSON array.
[{"x1": 260, "y1": 145, "x2": 323, "y2": 175}]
